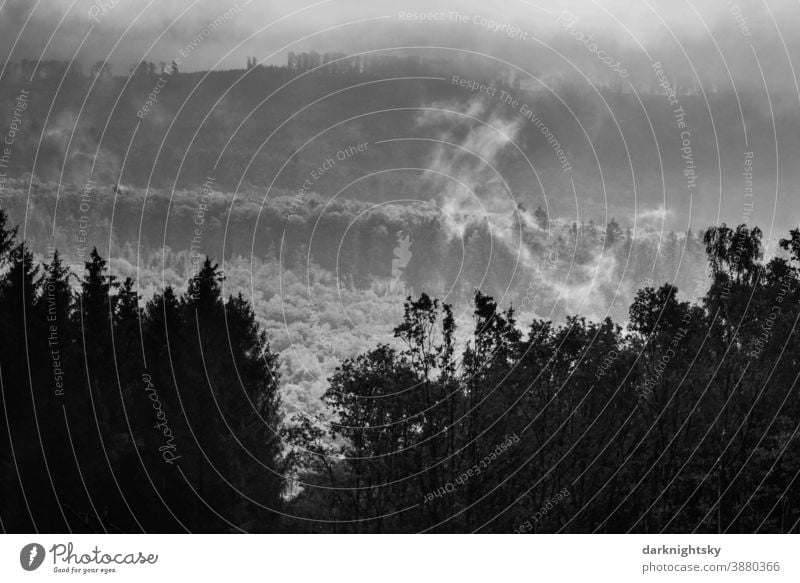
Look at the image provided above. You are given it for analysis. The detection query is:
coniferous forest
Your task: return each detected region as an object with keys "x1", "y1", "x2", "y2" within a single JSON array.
[{"x1": 2, "y1": 205, "x2": 799, "y2": 533}]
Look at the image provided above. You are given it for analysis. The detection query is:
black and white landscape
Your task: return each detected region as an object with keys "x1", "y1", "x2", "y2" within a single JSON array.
[{"x1": 1, "y1": 0, "x2": 800, "y2": 533}]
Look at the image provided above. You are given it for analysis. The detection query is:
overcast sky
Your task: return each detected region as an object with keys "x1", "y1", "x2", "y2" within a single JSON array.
[{"x1": 1, "y1": 0, "x2": 798, "y2": 84}]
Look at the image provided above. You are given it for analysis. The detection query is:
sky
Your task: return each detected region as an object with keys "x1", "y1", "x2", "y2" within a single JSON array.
[{"x1": 1, "y1": 0, "x2": 798, "y2": 84}]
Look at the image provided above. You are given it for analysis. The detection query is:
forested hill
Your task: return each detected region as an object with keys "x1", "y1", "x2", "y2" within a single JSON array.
[
  {"x1": 2, "y1": 179, "x2": 711, "y2": 323},
  {"x1": 0, "y1": 62, "x2": 794, "y2": 231}
]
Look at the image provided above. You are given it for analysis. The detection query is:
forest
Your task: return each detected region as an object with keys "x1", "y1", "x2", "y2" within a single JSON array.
[
  {"x1": 1, "y1": 179, "x2": 715, "y2": 424},
  {"x1": 1, "y1": 204, "x2": 799, "y2": 533},
  {"x1": 1, "y1": 178, "x2": 709, "y2": 315},
  {"x1": 0, "y1": 60, "x2": 794, "y2": 236}
]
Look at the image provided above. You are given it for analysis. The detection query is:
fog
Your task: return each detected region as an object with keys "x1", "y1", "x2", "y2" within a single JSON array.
[{"x1": 3, "y1": 0, "x2": 799, "y2": 90}]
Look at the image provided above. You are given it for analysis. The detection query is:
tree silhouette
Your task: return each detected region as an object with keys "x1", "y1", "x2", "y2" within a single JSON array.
[{"x1": 1, "y1": 204, "x2": 800, "y2": 533}]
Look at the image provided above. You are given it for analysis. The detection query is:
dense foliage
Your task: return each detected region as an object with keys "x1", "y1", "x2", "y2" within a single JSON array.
[
  {"x1": 2, "y1": 206, "x2": 799, "y2": 532},
  {"x1": 286, "y1": 223, "x2": 800, "y2": 533},
  {"x1": 4, "y1": 181, "x2": 708, "y2": 319},
  {"x1": 0, "y1": 209, "x2": 283, "y2": 532}
]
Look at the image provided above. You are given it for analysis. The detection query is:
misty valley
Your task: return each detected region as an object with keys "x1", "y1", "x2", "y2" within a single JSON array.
[{"x1": 2, "y1": 4, "x2": 800, "y2": 541}]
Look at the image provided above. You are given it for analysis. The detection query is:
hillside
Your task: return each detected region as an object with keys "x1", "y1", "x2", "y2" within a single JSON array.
[{"x1": 1, "y1": 62, "x2": 793, "y2": 233}]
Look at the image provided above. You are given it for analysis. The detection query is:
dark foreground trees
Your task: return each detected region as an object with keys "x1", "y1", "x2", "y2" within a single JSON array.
[
  {"x1": 287, "y1": 223, "x2": 800, "y2": 533},
  {"x1": 0, "y1": 210, "x2": 283, "y2": 532},
  {"x1": 1, "y1": 209, "x2": 799, "y2": 533}
]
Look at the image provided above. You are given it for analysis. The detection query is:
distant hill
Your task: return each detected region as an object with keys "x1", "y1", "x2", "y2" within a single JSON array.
[{"x1": 1, "y1": 59, "x2": 794, "y2": 233}]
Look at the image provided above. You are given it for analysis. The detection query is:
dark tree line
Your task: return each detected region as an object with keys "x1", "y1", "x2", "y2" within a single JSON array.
[
  {"x1": 286, "y1": 223, "x2": 800, "y2": 533},
  {"x1": 0, "y1": 209, "x2": 283, "y2": 532},
  {"x1": 2, "y1": 208, "x2": 800, "y2": 533}
]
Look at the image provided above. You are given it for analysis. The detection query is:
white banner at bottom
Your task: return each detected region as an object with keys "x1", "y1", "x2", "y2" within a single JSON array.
[{"x1": 0, "y1": 534, "x2": 797, "y2": 582}]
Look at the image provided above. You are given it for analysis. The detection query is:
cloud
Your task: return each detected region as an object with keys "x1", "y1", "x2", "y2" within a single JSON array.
[
  {"x1": 636, "y1": 205, "x2": 672, "y2": 225},
  {"x1": 414, "y1": 97, "x2": 523, "y2": 232},
  {"x1": 2, "y1": 0, "x2": 798, "y2": 88}
]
